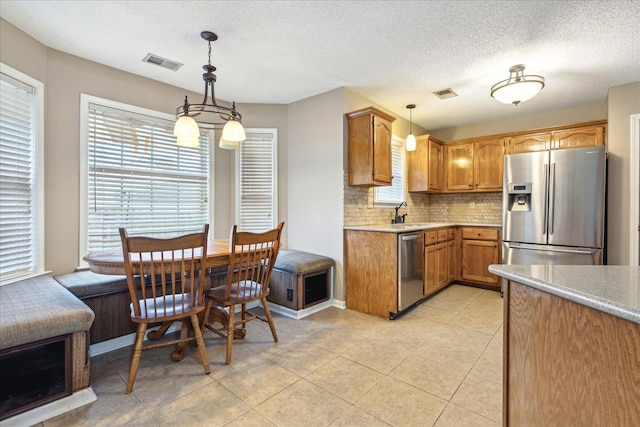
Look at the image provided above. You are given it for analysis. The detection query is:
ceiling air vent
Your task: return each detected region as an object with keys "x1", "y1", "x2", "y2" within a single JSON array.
[
  {"x1": 142, "y1": 53, "x2": 183, "y2": 71},
  {"x1": 433, "y1": 88, "x2": 458, "y2": 100}
]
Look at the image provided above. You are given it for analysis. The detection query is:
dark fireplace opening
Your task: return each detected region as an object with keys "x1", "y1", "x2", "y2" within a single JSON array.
[
  {"x1": 0, "y1": 335, "x2": 71, "y2": 421},
  {"x1": 303, "y1": 272, "x2": 329, "y2": 308}
]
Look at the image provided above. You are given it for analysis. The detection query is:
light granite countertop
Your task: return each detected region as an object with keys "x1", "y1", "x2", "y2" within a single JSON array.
[
  {"x1": 488, "y1": 264, "x2": 640, "y2": 324},
  {"x1": 344, "y1": 222, "x2": 501, "y2": 233}
]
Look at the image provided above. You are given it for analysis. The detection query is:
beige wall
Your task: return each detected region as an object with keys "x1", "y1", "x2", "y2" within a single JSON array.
[
  {"x1": 607, "y1": 81, "x2": 640, "y2": 264},
  {"x1": 1, "y1": 19, "x2": 289, "y2": 275}
]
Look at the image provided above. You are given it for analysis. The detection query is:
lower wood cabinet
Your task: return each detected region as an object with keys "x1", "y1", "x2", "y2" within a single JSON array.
[
  {"x1": 424, "y1": 227, "x2": 455, "y2": 296},
  {"x1": 460, "y1": 227, "x2": 500, "y2": 289}
]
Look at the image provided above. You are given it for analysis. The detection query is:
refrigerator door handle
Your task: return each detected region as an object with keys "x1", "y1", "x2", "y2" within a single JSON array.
[
  {"x1": 508, "y1": 243, "x2": 595, "y2": 255},
  {"x1": 549, "y1": 163, "x2": 556, "y2": 235},
  {"x1": 543, "y1": 163, "x2": 549, "y2": 236}
]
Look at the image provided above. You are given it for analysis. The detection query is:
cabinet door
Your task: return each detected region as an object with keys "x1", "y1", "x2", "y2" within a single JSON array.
[
  {"x1": 372, "y1": 115, "x2": 393, "y2": 184},
  {"x1": 436, "y1": 243, "x2": 448, "y2": 288},
  {"x1": 447, "y1": 239, "x2": 456, "y2": 282},
  {"x1": 428, "y1": 140, "x2": 443, "y2": 191},
  {"x1": 424, "y1": 244, "x2": 438, "y2": 296},
  {"x1": 552, "y1": 126, "x2": 604, "y2": 150},
  {"x1": 461, "y1": 239, "x2": 499, "y2": 285},
  {"x1": 474, "y1": 137, "x2": 504, "y2": 190},
  {"x1": 506, "y1": 132, "x2": 551, "y2": 154},
  {"x1": 446, "y1": 143, "x2": 474, "y2": 191}
]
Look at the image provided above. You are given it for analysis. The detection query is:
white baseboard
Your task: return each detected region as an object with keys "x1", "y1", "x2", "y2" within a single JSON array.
[
  {"x1": 332, "y1": 299, "x2": 346, "y2": 309},
  {"x1": 0, "y1": 387, "x2": 96, "y2": 427},
  {"x1": 266, "y1": 299, "x2": 334, "y2": 319}
]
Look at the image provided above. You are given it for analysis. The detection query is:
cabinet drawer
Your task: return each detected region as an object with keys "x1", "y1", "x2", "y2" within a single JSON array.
[
  {"x1": 437, "y1": 229, "x2": 448, "y2": 242},
  {"x1": 447, "y1": 228, "x2": 456, "y2": 241},
  {"x1": 462, "y1": 227, "x2": 499, "y2": 241},
  {"x1": 425, "y1": 231, "x2": 438, "y2": 245}
]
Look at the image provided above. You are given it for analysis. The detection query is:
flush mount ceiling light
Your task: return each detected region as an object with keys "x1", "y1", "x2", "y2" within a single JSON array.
[
  {"x1": 406, "y1": 104, "x2": 416, "y2": 152},
  {"x1": 490, "y1": 64, "x2": 545, "y2": 106},
  {"x1": 174, "y1": 31, "x2": 246, "y2": 148}
]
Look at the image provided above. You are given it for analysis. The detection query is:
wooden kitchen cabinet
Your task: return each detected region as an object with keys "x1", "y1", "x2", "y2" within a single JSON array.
[
  {"x1": 445, "y1": 143, "x2": 474, "y2": 191},
  {"x1": 552, "y1": 124, "x2": 605, "y2": 150},
  {"x1": 346, "y1": 107, "x2": 395, "y2": 187},
  {"x1": 344, "y1": 230, "x2": 397, "y2": 318},
  {"x1": 407, "y1": 134, "x2": 444, "y2": 192},
  {"x1": 445, "y1": 137, "x2": 503, "y2": 192},
  {"x1": 505, "y1": 132, "x2": 550, "y2": 154},
  {"x1": 424, "y1": 227, "x2": 455, "y2": 296},
  {"x1": 460, "y1": 227, "x2": 500, "y2": 288},
  {"x1": 505, "y1": 121, "x2": 607, "y2": 154},
  {"x1": 473, "y1": 136, "x2": 504, "y2": 190}
]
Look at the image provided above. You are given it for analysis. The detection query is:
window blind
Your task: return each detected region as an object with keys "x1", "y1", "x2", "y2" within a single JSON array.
[
  {"x1": 236, "y1": 130, "x2": 277, "y2": 232},
  {"x1": 86, "y1": 102, "x2": 210, "y2": 252},
  {"x1": 0, "y1": 73, "x2": 38, "y2": 281},
  {"x1": 375, "y1": 136, "x2": 405, "y2": 204}
]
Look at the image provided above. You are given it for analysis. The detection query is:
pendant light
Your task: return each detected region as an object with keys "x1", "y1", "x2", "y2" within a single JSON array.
[
  {"x1": 490, "y1": 64, "x2": 545, "y2": 106},
  {"x1": 174, "y1": 31, "x2": 246, "y2": 148},
  {"x1": 406, "y1": 104, "x2": 416, "y2": 151}
]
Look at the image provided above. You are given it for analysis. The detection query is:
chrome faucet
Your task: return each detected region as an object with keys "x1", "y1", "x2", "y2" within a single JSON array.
[{"x1": 392, "y1": 201, "x2": 407, "y2": 223}]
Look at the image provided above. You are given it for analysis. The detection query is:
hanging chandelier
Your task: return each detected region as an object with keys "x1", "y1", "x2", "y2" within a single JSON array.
[
  {"x1": 405, "y1": 104, "x2": 416, "y2": 151},
  {"x1": 173, "y1": 31, "x2": 246, "y2": 148},
  {"x1": 490, "y1": 64, "x2": 545, "y2": 106}
]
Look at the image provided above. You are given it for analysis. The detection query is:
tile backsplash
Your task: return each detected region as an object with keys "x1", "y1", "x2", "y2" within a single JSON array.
[{"x1": 343, "y1": 172, "x2": 502, "y2": 226}]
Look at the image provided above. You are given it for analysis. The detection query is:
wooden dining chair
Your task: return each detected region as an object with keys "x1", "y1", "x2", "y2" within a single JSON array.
[
  {"x1": 202, "y1": 222, "x2": 284, "y2": 364},
  {"x1": 119, "y1": 225, "x2": 211, "y2": 393}
]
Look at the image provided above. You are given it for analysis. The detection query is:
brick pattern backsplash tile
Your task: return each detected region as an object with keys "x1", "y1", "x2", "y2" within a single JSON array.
[{"x1": 343, "y1": 171, "x2": 502, "y2": 226}]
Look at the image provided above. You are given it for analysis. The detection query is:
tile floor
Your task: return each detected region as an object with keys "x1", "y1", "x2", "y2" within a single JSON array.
[{"x1": 40, "y1": 285, "x2": 504, "y2": 427}]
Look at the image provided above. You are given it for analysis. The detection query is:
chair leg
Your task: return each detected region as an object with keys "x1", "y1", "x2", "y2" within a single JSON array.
[
  {"x1": 200, "y1": 300, "x2": 213, "y2": 335},
  {"x1": 190, "y1": 314, "x2": 211, "y2": 374},
  {"x1": 225, "y1": 305, "x2": 235, "y2": 364},
  {"x1": 261, "y1": 298, "x2": 279, "y2": 343},
  {"x1": 126, "y1": 323, "x2": 147, "y2": 393}
]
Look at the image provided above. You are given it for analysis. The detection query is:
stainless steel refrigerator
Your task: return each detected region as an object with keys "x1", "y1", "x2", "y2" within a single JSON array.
[{"x1": 502, "y1": 145, "x2": 606, "y2": 265}]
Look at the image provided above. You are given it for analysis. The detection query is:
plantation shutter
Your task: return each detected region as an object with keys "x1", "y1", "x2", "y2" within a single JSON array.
[
  {"x1": 237, "y1": 130, "x2": 277, "y2": 232},
  {"x1": 375, "y1": 136, "x2": 405, "y2": 203},
  {"x1": 86, "y1": 103, "x2": 210, "y2": 252},
  {"x1": 0, "y1": 73, "x2": 38, "y2": 280}
]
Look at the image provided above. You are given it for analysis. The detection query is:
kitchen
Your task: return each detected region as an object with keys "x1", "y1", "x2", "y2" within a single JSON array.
[{"x1": 1, "y1": 1, "x2": 640, "y2": 426}]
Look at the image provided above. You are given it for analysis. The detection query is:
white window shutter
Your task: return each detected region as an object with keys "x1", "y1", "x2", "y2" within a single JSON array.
[{"x1": 375, "y1": 136, "x2": 405, "y2": 204}]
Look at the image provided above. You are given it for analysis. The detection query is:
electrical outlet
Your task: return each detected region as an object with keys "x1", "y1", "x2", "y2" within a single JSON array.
[{"x1": 286, "y1": 288, "x2": 293, "y2": 301}]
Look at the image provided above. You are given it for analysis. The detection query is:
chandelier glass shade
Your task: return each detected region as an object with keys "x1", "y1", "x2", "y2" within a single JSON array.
[
  {"x1": 490, "y1": 64, "x2": 545, "y2": 106},
  {"x1": 174, "y1": 31, "x2": 246, "y2": 148},
  {"x1": 405, "y1": 104, "x2": 416, "y2": 151}
]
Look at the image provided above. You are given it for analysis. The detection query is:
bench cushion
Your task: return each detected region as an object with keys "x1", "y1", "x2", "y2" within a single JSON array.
[
  {"x1": 0, "y1": 275, "x2": 95, "y2": 350},
  {"x1": 54, "y1": 270, "x2": 129, "y2": 298},
  {"x1": 273, "y1": 249, "x2": 335, "y2": 275}
]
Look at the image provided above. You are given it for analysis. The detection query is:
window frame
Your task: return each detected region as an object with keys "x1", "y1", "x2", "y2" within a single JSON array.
[
  {"x1": 0, "y1": 63, "x2": 45, "y2": 285},
  {"x1": 234, "y1": 128, "x2": 278, "y2": 232},
  {"x1": 78, "y1": 94, "x2": 214, "y2": 266},
  {"x1": 374, "y1": 135, "x2": 406, "y2": 206}
]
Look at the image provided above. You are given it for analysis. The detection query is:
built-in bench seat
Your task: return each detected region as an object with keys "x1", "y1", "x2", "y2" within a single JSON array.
[
  {"x1": 268, "y1": 249, "x2": 335, "y2": 314},
  {"x1": 55, "y1": 270, "x2": 134, "y2": 344},
  {"x1": 0, "y1": 274, "x2": 95, "y2": 421}
]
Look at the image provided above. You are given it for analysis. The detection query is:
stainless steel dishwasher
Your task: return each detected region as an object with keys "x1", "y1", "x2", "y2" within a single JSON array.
[{"x1": 397, "y1": 231, "x2": 424, "y2": 315}]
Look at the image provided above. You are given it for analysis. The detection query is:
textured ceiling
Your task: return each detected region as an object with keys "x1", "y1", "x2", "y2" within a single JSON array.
[{"x1": 1, "y1": 1, "x2": 639, "y2": 130}]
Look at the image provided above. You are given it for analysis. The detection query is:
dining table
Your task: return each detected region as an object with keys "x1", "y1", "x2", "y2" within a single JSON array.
[{"x1": 83, "y1": 237, "x2": 244, "y2": 361}]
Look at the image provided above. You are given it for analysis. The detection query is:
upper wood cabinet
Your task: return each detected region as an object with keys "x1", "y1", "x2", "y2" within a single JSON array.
[
  {"x1": 407, "y1": 134, "x2": 444, "y2": 192},
  {"x1": 505, "y1": 122, "x2": 606, "y2": 154},
  {"x1": 552, "y1": 125, "x2": 605, "y2": 150},
  {"x1": 506, "y1": 132, "x2": 551, "y2": 154},
  {"x1": 346, "y1": 107, "x2": 395, "y2": 187},
  {"x1": 445, "y1": 137, "x2": 503, "y2": 191},
  {"x1": 474, "y1": 136, "x2": 504, "y2": 190},
  {"x1": 446, "y1": 142, "x2": 474, "y2": 191}
]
